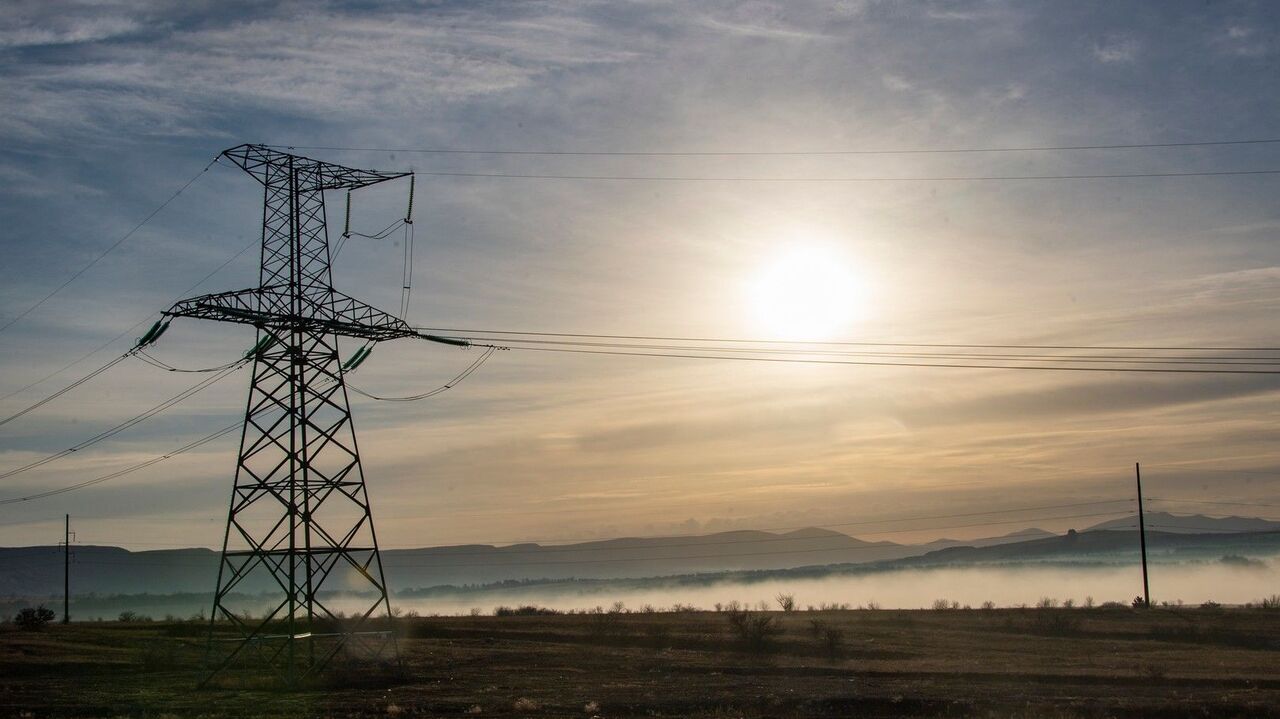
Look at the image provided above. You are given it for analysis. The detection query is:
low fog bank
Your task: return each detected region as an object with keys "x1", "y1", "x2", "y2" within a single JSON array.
[
  {"x1": 391, "y1": 561, "x2": 1279, "y2": 616},
  {"x1": 12, "y1": 558, "x2": 1276, "y2": 621}
]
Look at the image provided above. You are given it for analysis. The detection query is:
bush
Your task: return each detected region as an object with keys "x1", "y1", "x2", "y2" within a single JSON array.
[
  {"x1": 1031, "y1": 611, "x2": 1082, "y2": 636},
  {"x1": 493, "y1": 605, "x2": 559, "y2": 616},
  {"x1": 13, "y1": 606, "x2": 56, "y2": 630},
  {"x1": 117, "y1": 610, "x2": 152, "y2": 623},
  {"x1": 725, "y1": 609, "x2": 782, "y2": 651},
  {"x1": 775, "y1": 593, "x2": 796, "y2": 612},
  {"x1": 808, "y1": 620, "x2": 845, "y2": 659},
  {"x1": 1131, "y1": 596, "x2": 1149, "y2": 609},
  {"x1": 1259, "y1": 595, "x2": 1280, "y2": 610}
]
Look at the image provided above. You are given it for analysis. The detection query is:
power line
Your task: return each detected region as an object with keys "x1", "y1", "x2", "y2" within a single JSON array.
[
  {"x1": 413, "y1": 327, "x2": 1280, "y2": 353},
  {"x1": 0, "y1": 155, "x2": 220, "y2": 336},
  {"x1": 0, "y1": 345, "x2": 492, "y2": 504},
  {"x1": 496, "y1": 344, "x2": 1280, "y2": 375},
  {"x1": 348, "y1": 346, "x2": 497, "y2": 401},
  {"x1": 0, "y1": 353, "x2": 133, "y2": 428},
  {"x1": 0, "y1": 361, "x2": 245, "y2": 482},
  {"x1": 0, "y1": 235, "x2": 258, "y2": 405},
  {"x1": 270, "y1": 138, "x2": 1280, "y2": 157},
  {"x1": 403, "y1": 168, "x2": 1280, "y2": 183},
  {"x1": 431, "y1": 337, "x2": 1280, "y2": 367},
  {"x1": 0, "y1": 422, "x2": 241, "y2": 506}
]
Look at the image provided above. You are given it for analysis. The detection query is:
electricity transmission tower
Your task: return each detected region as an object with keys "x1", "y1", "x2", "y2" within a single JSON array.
[{"x1": 165, "y1": 145, "x2": 415, "y2": 685}]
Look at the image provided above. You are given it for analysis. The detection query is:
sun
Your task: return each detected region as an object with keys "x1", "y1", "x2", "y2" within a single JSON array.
[{"x1": 746, "y1": 245, "x2": 866, "y2": 341}]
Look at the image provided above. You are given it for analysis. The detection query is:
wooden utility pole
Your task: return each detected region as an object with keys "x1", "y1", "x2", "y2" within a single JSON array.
[
  {"x1": 1135, "y1": 463, "x2": 1150, "y2": 608},
  {"x1": 63, "y1": 514, "x2": 70, "y2": 624}
]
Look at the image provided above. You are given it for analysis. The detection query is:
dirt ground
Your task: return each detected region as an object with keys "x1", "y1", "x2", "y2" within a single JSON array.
[{"x1": 1, "y1": 607, "x2": 1278, "y2": 718}]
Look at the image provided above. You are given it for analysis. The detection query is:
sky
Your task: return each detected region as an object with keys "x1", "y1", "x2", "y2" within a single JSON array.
[{"x1": 0, "y1": 0, "x2": 1279, "y2": 552}]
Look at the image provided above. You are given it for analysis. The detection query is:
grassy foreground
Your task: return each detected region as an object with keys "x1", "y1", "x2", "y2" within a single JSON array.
[{"x1": 1, "y1": 606, "x2": 1278, "y2": 718}]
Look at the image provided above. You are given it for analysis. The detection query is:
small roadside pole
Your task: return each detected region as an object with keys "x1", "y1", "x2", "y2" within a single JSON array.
[
  {"x1": 1135, "y1": 463, "x2": 1150, "y2": 608},
  {"x1": 62, "y1": 514, "x2": 71, "y2": 624}
]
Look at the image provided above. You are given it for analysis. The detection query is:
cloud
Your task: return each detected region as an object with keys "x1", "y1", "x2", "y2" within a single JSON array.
[
  {"x1": 0, "y1": 4, "x2": 643, "y2": 143},
  {"x1": 3, "y1": 0, "x2": 1280, "y2": 549},
  {"x1": 1092, "y1": 35, "x2": 1139, "y2": 63},
  {"x1": 1219, "y1": 24, "x2": 1272, "y2": 57}
]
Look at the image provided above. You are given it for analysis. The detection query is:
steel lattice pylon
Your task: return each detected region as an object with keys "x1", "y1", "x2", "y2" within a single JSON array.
[{"x1": 166, "y1": 145, "x2": 414, "y2": 686}]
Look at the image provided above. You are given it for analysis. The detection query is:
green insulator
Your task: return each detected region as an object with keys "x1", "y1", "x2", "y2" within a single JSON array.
[
  {"x1": 341, "y1": 345, "x2": 366, "y2": 370},
  {"x1": 137, "y1": 320, "x2": 163, "y2": 346},
  {"x1": 348, "y1": 345, "x2": 373, "y2": 370},
  {"x1": 344, "y1": 190, "x2": 352, "y2": 237},
  {"x1": 405, "y1": 174, "x2": 415, "y2": 224},
  {"x1": 244, "y1": 334, "x2": 274, "y2": 359}
]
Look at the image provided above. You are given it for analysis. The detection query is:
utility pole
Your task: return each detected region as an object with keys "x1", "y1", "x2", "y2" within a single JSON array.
[
  {"x1": 62, "y1": 514, "x2": 70, "y2": 624},
  {"x1": 1135, "y1": 462, "x2": 1150, "y2": 608}
]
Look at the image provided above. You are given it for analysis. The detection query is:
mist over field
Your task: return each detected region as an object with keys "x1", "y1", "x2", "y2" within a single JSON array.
[{"x1": 354, "y1": 560, "x2": 1280, "y2": 616}]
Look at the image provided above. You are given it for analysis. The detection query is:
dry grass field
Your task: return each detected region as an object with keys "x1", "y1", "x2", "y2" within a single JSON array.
[{"x1": 2, "y1": 606, "x2": 1278, "y2": 717}]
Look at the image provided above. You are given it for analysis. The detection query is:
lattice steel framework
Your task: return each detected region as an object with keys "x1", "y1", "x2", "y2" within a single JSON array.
[{"x1": 166, "y1": 144, "x2": 413, "y2": 685}]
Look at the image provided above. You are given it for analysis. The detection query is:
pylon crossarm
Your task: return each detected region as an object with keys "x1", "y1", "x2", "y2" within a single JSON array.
[
  {"x1": 222, "y1": 144, "x2": 411, "y2": 191},
  {"x1": 166, "y1": 287, "x2": 414, "y2": 341}
]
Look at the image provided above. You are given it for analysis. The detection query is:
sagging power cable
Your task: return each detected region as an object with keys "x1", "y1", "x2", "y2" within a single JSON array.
[
  {"x1": 0, "y1": 155, "x2": 221, "y2": 336},
  {"x1": 349, "y1": 345, "x2": 496, "y2": 401},
  {"x1": 0, "y1": 360, "x2": 246, "y2": 482}
]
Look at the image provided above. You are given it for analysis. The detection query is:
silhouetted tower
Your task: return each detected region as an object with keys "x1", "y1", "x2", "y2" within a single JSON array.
[{"x1": 165, "y1": 145, "x2": 415, "y2": 685}]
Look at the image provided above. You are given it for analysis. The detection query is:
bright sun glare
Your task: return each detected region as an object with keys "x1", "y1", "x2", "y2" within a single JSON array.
[{"x1": 747, "y1": 245, "x2": 866, "y2": 341}]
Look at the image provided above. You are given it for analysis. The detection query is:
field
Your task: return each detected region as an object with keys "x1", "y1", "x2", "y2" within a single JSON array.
[{"x1": 2, "y1": 606, "x2": 1279, "y2": 718}]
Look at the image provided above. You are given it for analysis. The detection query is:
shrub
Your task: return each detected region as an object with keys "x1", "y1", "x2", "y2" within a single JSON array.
[
  {"x1": 1036, "y1": 597, "x2": 1059, "y2": 609},
  {"x1": 117, "y1": 610, "x2": 152, "y2": 623},
  {"x1": 775, "y1": 593, "x2": 796, "y2": 612},
  {"x1": 931, "y1": 598, "x2": 953, "y2": 611},
  {"x1": 725, "y1": 609, "x2": 782, "y2": 650},
  {"x1": 980, "y1": 601, "x2": 996, "y2": 611},
  {"x1": 13, "y1": 606, "x2": 55, "y2": 630},
  {"x1": 1131, "y1": 596, "x2": 1149, "y2": 609},
  {"x1": 1200, "y1": 600, "x2": 1221, "y2": 610},
  {"x1": 808, "y1": 619, "x2": 848, "y2": 657},
  {"x1": 1259, "y1": 595, "x2": 1280, "y2": 610},
  {"x1": 494, "y1": 605, "x2": 559, "y2": 616},
  {"x1": 1031, "y1": 611, "x2": 1082, "y2": 636}
]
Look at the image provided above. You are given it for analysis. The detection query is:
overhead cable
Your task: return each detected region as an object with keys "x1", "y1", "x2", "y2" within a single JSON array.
[
  {"x1": 0, "y1": 235, "x2": 258, "y2": 404},
  {"x1": 489, "y1": 344, "x2": 1280, "y2": 375},
  {"x1": 412, "y1": 327, "x2": 1280, "y2": 353},
  {"x1": 404, "y1": 169, "x2": 1280, "y2": 183},
  {"x1": 348, "y1": 346, "x2": 496, "y2": 401},
  {"x1": 0, "y1": 421, "x2": 242, "y2": 505},
  {"x1": 0, "y1": 155, "x2": 221, "y2": 336},
  {"x1": 0, "y1": 361, "x2": 245, "y2": 482},
  {"x1": 269, "y1": 137, "x2": 1280, "y2": 157}
]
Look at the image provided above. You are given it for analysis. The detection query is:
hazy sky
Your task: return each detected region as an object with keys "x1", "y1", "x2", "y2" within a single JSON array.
[{"x1": 1, "y1": 0, "x2": 1279, "y2": 551}]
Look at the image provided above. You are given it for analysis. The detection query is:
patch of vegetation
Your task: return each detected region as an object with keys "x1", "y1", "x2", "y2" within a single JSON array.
[
  {"x1": 493, "y1": 605, "x2": 560, "y2": 616},
  {"x1": 725, "y1": 609, "x2": 782, "y2": 651},
  {"x1": 12, "y1": 605, "x2": 55, "y2": 630}
]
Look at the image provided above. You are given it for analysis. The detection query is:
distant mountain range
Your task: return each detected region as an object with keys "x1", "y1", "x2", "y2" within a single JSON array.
[{"x1": 1, "y1": 513, "x2": 1277, "y2": 597}]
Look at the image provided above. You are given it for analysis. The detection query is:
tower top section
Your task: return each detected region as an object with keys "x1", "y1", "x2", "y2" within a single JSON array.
[{"x1": 221, "y1": 144, "x2": 412, "y2": 192}]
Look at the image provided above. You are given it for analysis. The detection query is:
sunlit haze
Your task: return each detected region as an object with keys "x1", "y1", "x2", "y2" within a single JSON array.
[{"x1": 0, "y1": 1, "x2": 1277, "y2": 557}]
